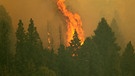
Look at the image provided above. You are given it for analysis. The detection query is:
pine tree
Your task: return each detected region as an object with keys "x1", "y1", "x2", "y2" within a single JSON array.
[
  {"x1": 111, "y1": 18, "x2": 125, "y2": 51},
  {"x1": 15, "y1": 20, "x2": 29, "y2": 76},
  {"x1": 57, "y1": 44, "x2": 66, "y2": 76},
  {"x1": 78, "y1": 37, "x2": 103, "y2": 76},
  {"x1": 121, "y1": 41, "x2": 135, "y2": 76},
  {"x1": 57, "y1": 44, "x2": 72, "y2": 76},
  {"x1": 47, "y1": 48, "x2": 57, "y2": 72},
  {"x1": 93, "y1": 18, "x2": 120, "y2": 76},
  {"x1": 69, "y1": 29, "x2": 81, "y2": 57},
  {"x1": 29, "y1": 20, "x2": 42, "y2": 49},
  {"x1": 16, "y1": 20, "x2": 26, "y2": 56},
  {"x1": 27, "y1": 18, "x2": 43, "y2": 50},
  {"x1": 27, "y1": 18, "x2": 43, "y2": 60},
  {"x1": 0, "y1": 5, "x2": 12, "y2": 76},
  {"x1": 26, "y1": 18, "x2": 43, "y2": 75},
  {"x1": 77, "y1": 38, "x2": 91, "y2": 76}
]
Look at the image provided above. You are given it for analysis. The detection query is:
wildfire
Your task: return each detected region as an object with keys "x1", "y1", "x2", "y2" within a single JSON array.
[
  {"x1": 57, "y1": 0, "x2": 84, "y2": 46},
  {"x1": 47, "y1": 32, "x2": 51, "y2": 49}
]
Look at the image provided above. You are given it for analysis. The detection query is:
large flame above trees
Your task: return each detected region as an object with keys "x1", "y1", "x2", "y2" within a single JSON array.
[{"x1": 57, "y1": 0, "x2": 84, "y2": 46}]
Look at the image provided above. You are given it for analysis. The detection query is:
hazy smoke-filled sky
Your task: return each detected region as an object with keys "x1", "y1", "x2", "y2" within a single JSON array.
[{"x1": 0, "y1": 0, "x2": 135, "y2": 48}]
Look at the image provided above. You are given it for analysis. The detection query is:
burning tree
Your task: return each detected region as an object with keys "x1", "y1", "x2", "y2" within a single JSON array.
[
  {"x1": 57, "y1": 0, "x2": 84, "y2": 46},
  {"x1": 57, "y1": 30, "x2": 81, "y2": 76},
  {"x1": 69, "y1": 29, "x2": 81, "y2": 57}
]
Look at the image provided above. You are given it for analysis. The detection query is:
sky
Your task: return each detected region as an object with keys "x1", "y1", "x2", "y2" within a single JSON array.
[{"x1": 0, "y1": 0, "x2": 135, "y2": 48}]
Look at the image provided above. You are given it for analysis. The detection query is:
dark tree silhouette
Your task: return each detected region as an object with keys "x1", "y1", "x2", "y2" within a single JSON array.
[
  {"x1": 121, "y1": 41, "x2": 135, "y2": 76},
  {"x1": 57, "y1": 44, "x2": 73, "y2": 76},
  {"x1": 93, "y1": 18, "x2": 120, "y2": 76},
  {"x1": 0, "y1": 5, "x2": 12, "y2": 76},
  {"x1": 15, "y1": 19, "x2": 57, "y2": 76},
  {"x1": 26, "y1": 18, "x2": 43, "y2": 74},
  {"x1": 78, "y1": 37, "x2": 103, "y2": 76},
  {"x1": 16, "y1": 20, "x2": 26, "y2": 56},
  {"x1": 69, "y1": 29, "x2": 81, "y2": 57},
  {"x1": 27, "y1": 18, "x2": 43, "y2": 51},
  {"x1": 15, "y1": 20, "x2": 28, "y2": 76},
  {"x1": 46, "y1": 48, "x2": 57, "y2": 72},
  {"x1": 57, "y1": 44, "x2": 66, "y2": 76}
]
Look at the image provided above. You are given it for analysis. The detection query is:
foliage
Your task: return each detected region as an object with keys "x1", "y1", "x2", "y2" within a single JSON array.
[
  {"x1": 0, "y1": 5, "x2": 12, "y2": 76},
  {"x1": 121, "y1": 41, "x2": 135, "y2": 76},
  {"x1": 0, "y1": 7, "x2": 135, "y2": 76}
]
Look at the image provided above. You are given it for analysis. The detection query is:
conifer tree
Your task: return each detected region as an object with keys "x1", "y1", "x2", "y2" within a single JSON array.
[
  {"x1": 16, "y1": 20, "x2": 26, "y2": 57},
  {"x1": 69, "y1": 29, "x2": 81, "y2": 57},
  {"x1": 15, "y1": 20, "x2": 28, "y2": 75},
  {"x1": 93, "y1": 18, "x2": 120, "y2": 76},
  {"x1": 0, "y1": 5, "x2": 12, "y2": 76},
  {"x1": 78, "y1": 37, "x2": 103, "y2": 76},
  {"x1": 58, "y1": 44, "x2": 72, "y2": 76},
  {"x1": 121, "y1": 41, "x2": 135, "y2": 76},
  {"x1": 27, "y1": 18, "x2": 43, "y2": 50},
  {"x1": 57, "y1": 44, "x2": 66, "y2": 76},
  {"x1": 26, "y1": 18, "x2": 43, "y2": 75}
]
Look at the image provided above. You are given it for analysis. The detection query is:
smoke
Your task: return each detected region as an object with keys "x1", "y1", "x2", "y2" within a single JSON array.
[
  {"x1": 0, "y1": 0, "x2": 66, "y2": 50},
  {"x1": 66, "y1": 0, "x2": 135, "y2": 46},
  {"x1": 1, "y1": 0, "x2": 135, "y2": 48}
]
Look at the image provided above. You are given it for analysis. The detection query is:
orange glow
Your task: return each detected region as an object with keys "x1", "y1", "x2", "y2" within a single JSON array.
[
  {"x1": 47, "y1": 32, "x2": 51, "y2": 49},
  {"x1": 57, "y1": 0, "x2": 84, "y2": 46}
]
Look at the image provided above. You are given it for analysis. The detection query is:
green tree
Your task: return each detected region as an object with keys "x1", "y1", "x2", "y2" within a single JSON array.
[
  {"x1": 27, "y1": 18, "x2": 43, "y2": 52},
  {"x1": 15, "y1": 20, "x2": 28, "y2": 76},
  {"x1": 69, "y1": 29, "x2": 81, "y2": 57},
  {"x1": 16, "y1": 20, "x2": 26, "y2": 51},
  {"x1": 14, "y1": 18, "x2": 56, "y2": 76},
  {"x1": 0, "y1": 5, "x2": 12, "y2": 76},
  {"x1": 78, "y1": 37, "x2": 103, "y2": 76},
  {"x1": 93, "y1": 18, "x2": 120, "y2": 76},
  {"x1": 121, "y1": 41, "x2": 135, "y2": 76},
  {"x1": 57, "y1": 44, "x2": 73, "y2": 76},
  {"x1": 46, "y1": 48, "x2": 57, "y2": 73},
  {"x1": 35, "y1": 66, "x2": 56, "y2": 76},
  {"x1": 26, "y1": 18, "x2": 43, "y2": 75},
  {"x1": 41, "y1": 48, "x2": 58, "y2": 75}
]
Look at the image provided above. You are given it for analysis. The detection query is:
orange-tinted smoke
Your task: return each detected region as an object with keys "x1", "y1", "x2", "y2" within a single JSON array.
[{"x1": 57, "y1": 0, "x2": 84, "y2": 46}]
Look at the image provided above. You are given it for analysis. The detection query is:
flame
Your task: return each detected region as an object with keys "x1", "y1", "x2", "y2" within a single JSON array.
[
  {"x1": 57, "y1": 0, "x2": 84, "y2": 46},
  {"x1": 47, "y1": 32, "x2": 51, "y2": 49}
]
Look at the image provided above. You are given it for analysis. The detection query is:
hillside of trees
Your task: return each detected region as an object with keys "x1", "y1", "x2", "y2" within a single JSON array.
[{"x1": 1, "y1": 5, "x2": 135, "y2": 76}]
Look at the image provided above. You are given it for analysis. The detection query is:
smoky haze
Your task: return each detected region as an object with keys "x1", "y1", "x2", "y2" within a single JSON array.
[{"x1": 0, "y1": 0, "x2": 135, "y2": 49}]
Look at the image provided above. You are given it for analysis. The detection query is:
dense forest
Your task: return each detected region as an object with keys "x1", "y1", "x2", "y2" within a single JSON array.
[{"x1": 0, "y1": 5, "x2": 135, "y2": 76}]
